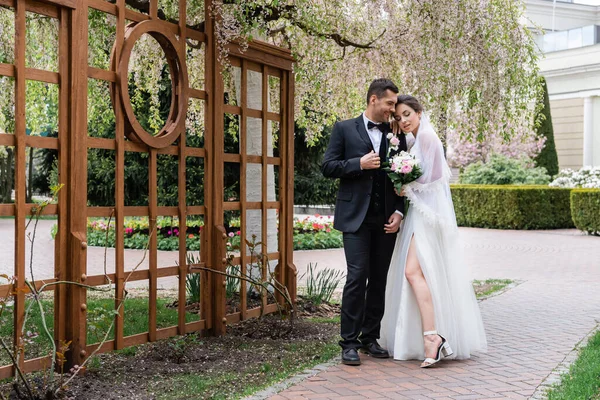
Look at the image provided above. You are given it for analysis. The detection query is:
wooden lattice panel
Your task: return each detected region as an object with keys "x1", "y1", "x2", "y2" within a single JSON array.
[{"x1": 0, "y1": 0, "x2": 295, "y2": 376}]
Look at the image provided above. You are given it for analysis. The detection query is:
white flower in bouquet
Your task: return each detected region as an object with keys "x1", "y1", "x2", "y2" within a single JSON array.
[{"x1": 383, "y1": 151, "x2": 423, "y2": 191}]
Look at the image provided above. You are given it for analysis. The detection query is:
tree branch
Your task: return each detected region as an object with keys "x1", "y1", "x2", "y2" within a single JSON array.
[
  {"x1": 119, "y1": 0, "x2": 384, "y2": 50},
  {"x1": 112, "y1": 0, "x2": 205, "y2": 32},
  {"x1": 0, "y1": 338, "x2": 34, "y2": 399}
]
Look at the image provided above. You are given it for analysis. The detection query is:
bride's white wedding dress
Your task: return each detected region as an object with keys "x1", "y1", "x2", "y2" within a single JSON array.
[{"x1": 380, "y1": 117, "x2": 487, "y2": 361}]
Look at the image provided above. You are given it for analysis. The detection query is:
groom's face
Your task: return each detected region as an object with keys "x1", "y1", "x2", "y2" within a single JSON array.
[{"x1": 368, "y1": 90, "x2": 397, "y2": 123}]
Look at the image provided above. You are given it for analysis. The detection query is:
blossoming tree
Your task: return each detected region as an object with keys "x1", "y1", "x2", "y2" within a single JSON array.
[{"x1": 0, "y1": 0, "x2": 544, "y2": 194}]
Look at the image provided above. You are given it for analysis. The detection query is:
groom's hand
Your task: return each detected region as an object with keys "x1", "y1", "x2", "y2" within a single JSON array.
[
  {"x1": 384, "y1": 213, "x2": 402, "y2": 234},
  {"x1": 360, "y1": 150, "x2": 380, "y2": 170}
]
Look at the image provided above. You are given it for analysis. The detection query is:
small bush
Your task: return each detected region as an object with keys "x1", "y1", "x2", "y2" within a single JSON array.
[
  {"x1": 451, "y1": 184, "x2": 574, "y2": 229},
  {"x1": 186, "y1": 253, "x2": 202, "y2": 304},
  {"x1": 534, "y1": 77, "x2": 559, "y2": 177},
  {"x1": 300, "y1": 263, "x2": 345, "y2": 305},
  {"x1": 570, "y1": 189, "x2": 600, "y2": 236},
  {"x1": 459, "y1": 154, "x2": 551, "y2": 185}
]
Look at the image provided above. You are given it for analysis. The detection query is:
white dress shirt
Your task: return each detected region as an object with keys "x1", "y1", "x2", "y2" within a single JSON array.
[{"x1": 362, "y1": 113, "x2": 384, "y2": 153}]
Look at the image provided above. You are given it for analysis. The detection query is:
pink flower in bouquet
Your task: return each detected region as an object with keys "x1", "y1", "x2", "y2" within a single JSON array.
[
  {"x1": 400, "y1": 164, "x2": 413, "y2": 174},
  {"x1": 390, "y1": 162, "x2": 398, "y2": 172},
  {"x1": 390, "y1": 136, "x2": 400, "y2": 147}
]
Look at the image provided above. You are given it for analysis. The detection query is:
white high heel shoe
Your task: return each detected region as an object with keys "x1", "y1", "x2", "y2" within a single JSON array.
[{"x1": 420, "y1": 330, "x2": 453, "y2": 368}]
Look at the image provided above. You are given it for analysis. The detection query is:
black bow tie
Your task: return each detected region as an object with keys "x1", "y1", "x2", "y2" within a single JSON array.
[{"x1": 367, "y1": 121, "x2": 386, "y2": 132}]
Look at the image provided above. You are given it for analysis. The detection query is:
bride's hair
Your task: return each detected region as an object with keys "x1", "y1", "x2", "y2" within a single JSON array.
[{"x1": 396, "y1": 95, "x2": 423, "y2": 113}]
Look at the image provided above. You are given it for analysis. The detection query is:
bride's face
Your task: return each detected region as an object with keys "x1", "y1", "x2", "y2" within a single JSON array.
[{"x1": 395, "y1": 104, "x2": 421, "y2": 134}]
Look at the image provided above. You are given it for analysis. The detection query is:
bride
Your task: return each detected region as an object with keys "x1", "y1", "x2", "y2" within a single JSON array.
[{"x1": 379, "y1": 95, "x2": 487, "y2": 367}]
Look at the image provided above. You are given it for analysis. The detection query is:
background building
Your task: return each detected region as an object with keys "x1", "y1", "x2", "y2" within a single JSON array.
[{"x1": 525, "y1": 0, "x2": 600, "y2": 169}]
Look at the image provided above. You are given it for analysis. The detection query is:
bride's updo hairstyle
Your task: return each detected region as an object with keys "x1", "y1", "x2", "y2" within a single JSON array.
[{"x1": 396, "y1": 95, "x2": 423, "y2": 113}]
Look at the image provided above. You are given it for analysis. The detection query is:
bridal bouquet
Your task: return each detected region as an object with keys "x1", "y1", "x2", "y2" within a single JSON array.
[{"x1": 382, "y1": 151, "x2": 423, "y2": 192}]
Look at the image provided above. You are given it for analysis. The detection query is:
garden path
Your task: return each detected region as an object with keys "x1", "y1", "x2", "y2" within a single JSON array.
[{"x1": 268, "y1": 228, "x2": 600, "y2": 399}]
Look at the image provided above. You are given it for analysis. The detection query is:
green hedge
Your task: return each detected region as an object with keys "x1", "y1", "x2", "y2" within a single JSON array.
[
  {"x1": 570, "y1": 189, "x2": 600, "y2": 235},
  {"x1": 451, "y1": 184, "x2": 574, "y2": 229}
]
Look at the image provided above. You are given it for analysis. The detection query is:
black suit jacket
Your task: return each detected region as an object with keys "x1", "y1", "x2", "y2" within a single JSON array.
[{"x1": 321, "y1": 115, "x2": 406, "y2": 233}]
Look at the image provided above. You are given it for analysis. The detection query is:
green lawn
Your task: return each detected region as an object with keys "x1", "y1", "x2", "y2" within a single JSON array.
[
  {"x1": 472, "y1": 279, "x2": 513, "y2": 299},
  {"x1": 547, "y1": 330, "x2": 600, "y2": 400}
]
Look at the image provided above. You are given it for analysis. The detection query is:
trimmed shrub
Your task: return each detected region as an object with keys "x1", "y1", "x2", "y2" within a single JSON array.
[
  {"x1": 570, "y1": 189, "x2": 600, "y2": 235},
  {"x1": 534, "y1": 77, "x2": 559, "y2": 177},
  {"x1": 459, "y1": 154, "x2": 551, "y2": 185},
  {"x1": 451, "y1": 184, "x2": 574, "y2": 229}
]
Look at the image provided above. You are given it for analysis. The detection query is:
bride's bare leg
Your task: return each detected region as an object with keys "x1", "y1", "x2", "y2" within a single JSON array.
[{"x1": 405, "y1": 236, "x2": 442, "y2": 359}]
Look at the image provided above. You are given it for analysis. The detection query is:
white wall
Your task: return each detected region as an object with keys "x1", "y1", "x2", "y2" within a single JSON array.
[
  {"x1": 549, "y1": 98, "x2": 585, "y2": 169},
  {"x1": 525, "y1": 0, "x2": 600, "y2": 32}
]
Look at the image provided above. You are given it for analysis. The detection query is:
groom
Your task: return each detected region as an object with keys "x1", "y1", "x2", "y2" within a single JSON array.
[{"x1": 322, "y1": 78, "x2": 407, "y2": 365}]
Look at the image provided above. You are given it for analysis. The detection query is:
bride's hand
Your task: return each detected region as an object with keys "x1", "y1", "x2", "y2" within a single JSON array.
[
  {"x1": 390, "y1": 119, "x2": 401, "y2": 134},
  {"x1": 394, "y1": 188, "x2": 406, "y2": 197}
]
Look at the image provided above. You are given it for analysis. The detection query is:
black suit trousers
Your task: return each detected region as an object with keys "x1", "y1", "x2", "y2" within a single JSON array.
[{"x1": 339, "y1": 210, "x2": 397, "y2": 350}]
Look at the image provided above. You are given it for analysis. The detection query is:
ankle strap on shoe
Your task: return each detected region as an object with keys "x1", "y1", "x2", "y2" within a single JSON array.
[{"x1": 423, "y1": 330, "x2": 438, "y2": 336}]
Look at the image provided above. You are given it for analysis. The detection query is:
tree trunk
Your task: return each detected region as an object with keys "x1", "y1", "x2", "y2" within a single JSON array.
[
  {"x1": 0, "y1": 148, "x2": 15, "y2": 203},
  {"x1": 26, "y1": 147, "x2": 34, "y2": 203},
  {"x1": 438, "y1": 106, "x2": 448, "y2": 158}
]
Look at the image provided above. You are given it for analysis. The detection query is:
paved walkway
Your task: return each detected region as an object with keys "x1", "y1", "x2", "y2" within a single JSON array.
[
  {"x1": 274, "y1": 229, "x2": 600, "y2": 400},
  {"x1": 3, "y1": 220, "x2": 600, "y2": 399}
]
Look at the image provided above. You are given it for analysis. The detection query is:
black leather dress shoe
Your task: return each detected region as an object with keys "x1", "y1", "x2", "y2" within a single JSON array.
[
  {"x1": 341, "y1": 348, "x2": 361, "y2": 365},
  {"x1": 361, "y1": 342, "x2": 390, "y2": 358}
]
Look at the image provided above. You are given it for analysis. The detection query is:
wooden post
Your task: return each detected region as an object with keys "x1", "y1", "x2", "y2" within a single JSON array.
[
  {"x1": 64, "y1": 0, "x2": 89, "y2": 368},
  {"x1": 206, "y1": 0, "x2": 227, "y2": 335},
  {"x1": 113, "y1": 0, "x2": 125, "y2": 351},
  {"x1": 201, "y1": 0, "x2": 214, "y2": 331},
  {"x1": 177, "y1": 0, "x2": 188, "y2": 336},
  {"x1": 284, "y1": 71, "x2": 297, "y2": 304},
  {"x1": 13, "y1": 0, "x2": 27, "y2": 373},
  {"x1": 54, "y1": 5, "x2": 71, "y2": 354}
]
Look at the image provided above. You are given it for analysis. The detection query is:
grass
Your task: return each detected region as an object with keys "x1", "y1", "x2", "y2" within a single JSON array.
[
  {"x1": 156, "y1": 340, "x2": 340, "y2": 400},
  {"x1": 305, "y1": 315, "x2": 341, "y2": 324},
  {"x1": 0, "y1": 296, "x2": 199, "y2": 366},
  {"x1": 547, "y1": 329, "x2": 600, "y2": 400},
  {"x1": 472, "y1": 279, "x2": 513, "y2": 299}
]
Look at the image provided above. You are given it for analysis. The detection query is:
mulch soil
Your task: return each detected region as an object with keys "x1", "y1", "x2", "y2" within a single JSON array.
[{"x1": 57, "y1": 298, "x2": 340, "y2": 400}]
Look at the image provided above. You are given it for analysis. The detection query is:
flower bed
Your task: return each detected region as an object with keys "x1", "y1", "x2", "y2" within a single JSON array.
[
  {"x1": 86, "y1": 217, "x2": 204, "y2": 251},
  {"x1": 85, "y1": 215, "x2": 342, "y2": 251}
]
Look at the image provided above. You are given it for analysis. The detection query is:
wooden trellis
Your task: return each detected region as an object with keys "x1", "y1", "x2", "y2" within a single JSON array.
[{"x1": 0, "y1": 0, "x2": 295, "y2": 376}]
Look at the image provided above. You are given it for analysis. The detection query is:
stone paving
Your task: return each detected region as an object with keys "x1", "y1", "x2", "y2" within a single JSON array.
[
  {"x1": 274, "y1": 228, "x2": 600, "y2": 399},
  {"x1": 2, "y1": 219, "x2": 600, "y2": 399}
]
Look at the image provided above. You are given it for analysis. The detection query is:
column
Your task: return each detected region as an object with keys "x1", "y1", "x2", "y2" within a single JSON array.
[
  {"x1": 583, "y1": 96, "x2": 593, "y2": 166},
  {"x1": 592, "y1": 96, "x2": 600, "y2": 168}
]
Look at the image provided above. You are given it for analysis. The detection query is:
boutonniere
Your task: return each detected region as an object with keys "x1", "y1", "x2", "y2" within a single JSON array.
[
  {"x1": 385, "y1": 132, "x2": 402, "y2": 162},
  {"x1": 387, "y1": 132, "x2": 401, "y2": 152}
]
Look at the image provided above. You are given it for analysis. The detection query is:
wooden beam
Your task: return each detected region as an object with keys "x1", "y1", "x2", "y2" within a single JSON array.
[
  {"x1": 64, "y1": 0, "x2": 90, "y2": 369},
  {"x1": 13, "y1": 0, "x2": 27, "y2": 372}
]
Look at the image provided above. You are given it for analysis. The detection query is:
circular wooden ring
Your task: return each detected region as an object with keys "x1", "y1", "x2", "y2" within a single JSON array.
[{"x1": 116, "y1": 20, "x2": 189, "y2": 149}]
